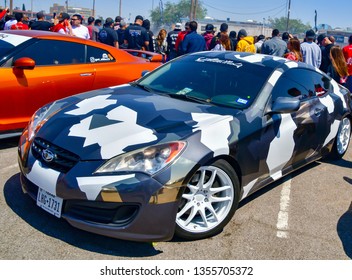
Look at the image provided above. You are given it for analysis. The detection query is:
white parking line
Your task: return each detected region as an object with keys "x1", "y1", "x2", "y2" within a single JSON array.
[{"x1": 276, "y1": 177, "x2": 292, "y2": 238}]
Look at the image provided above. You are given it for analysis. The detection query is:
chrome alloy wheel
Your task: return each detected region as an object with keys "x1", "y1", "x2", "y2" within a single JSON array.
[
  {"x1": 337, "y1": 117, "x2": 351, "y2": 155},
  {"x1": 176, "y1": 165, "x2": 234, "y2": 234}
]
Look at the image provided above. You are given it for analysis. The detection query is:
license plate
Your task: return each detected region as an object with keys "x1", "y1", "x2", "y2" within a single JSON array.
[{"x1": 36, "y1": 188, "x2": 63, "y2": 218}]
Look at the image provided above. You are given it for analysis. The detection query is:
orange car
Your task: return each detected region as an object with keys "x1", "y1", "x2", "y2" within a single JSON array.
[{"x1": 0, "y1": 30, "x2": 163, "y2": 138}]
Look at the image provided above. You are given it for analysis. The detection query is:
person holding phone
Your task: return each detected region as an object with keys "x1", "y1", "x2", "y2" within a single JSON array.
[{"x1": 50, "y1": 12, "x2": 73, "y2": 36}]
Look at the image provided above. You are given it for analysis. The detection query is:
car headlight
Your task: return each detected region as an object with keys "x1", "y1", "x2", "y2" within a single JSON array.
[
  {"x1": 95, "y1": 142, "x2": 186, "y2": 175},
  {"x1": 27, "y1": 102, "x2": 60, "y2": 141}
]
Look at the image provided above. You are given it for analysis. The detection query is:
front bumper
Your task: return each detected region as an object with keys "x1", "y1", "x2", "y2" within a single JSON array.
[
  {"x1": 21, "y1": 172, "x2": 178, "y2": 241},
  {"x1": 18, "y1": 146, "x2": 182, "y2": 242}
]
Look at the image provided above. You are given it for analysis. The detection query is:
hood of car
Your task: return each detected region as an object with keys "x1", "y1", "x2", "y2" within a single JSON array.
[{"x1": 35, "y1": 85, "x2": 236, "y2": 160}]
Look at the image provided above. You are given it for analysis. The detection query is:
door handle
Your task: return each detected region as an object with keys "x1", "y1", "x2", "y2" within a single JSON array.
[{"x1": 80, "y1": 73, "x2": 93, "y2": 76}]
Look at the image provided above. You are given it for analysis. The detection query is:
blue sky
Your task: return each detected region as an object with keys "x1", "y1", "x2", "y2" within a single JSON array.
[{"x1": 6, "y1": 0, "x2": 352, "y2": 29}]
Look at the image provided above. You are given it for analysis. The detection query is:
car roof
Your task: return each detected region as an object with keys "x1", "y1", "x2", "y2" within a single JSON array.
[
  {"x1": 187, "y1": 51, "x2": 316, "y2": 72},
  {"x1": 0, "y1": 30, "x2": 138, "y2": 61}
]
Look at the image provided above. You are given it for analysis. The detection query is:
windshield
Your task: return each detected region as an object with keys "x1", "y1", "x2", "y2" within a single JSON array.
[
  {"x1": 0, "y1": 33, "x2": 32, "y2": 61},
  {"x1": 138, "y1": 54, "x2": 272, "y2": 109},
  {"x1": 0, "y1": 40, "x2": 15, "y2": 58}
]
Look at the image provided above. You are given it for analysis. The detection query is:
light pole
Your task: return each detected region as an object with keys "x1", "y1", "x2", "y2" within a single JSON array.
[
  {"x1": 92, "y1": 0, "x2": 96, "y2": 17},
  {"x1": 286, "y1": 0, "x2": 291, "y2": 32},
  {"x1": 262, "y1": 18, "x2": 265, "y2": 35},
  {"x1": 119, "y1": 0, "x2": 122, "y2": 17}
]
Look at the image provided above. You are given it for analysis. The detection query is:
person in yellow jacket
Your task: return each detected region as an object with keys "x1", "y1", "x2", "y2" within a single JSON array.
[{"x1": 236, "y1": 29, "x2": 256, "y2": 53}]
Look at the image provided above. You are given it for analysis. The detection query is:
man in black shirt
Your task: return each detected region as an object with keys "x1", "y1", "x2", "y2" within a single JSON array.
[
  {"x1": 167, "y1": 23, "x2": 182, "y2": 60},
  {"x1": 29, "y1": 12, "x2": 53, "y2": 31},
  {"x1": 124, "y1": 15, "x2": 149, "y2": 51},
  {"x1": 98, "y1": 17, "x2": 119, "y2": 48}
]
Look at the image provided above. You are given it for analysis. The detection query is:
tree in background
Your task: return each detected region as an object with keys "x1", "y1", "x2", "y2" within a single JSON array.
[
  {"x1": 150, "y1": 0, "x2": 207, "y2": 28},
  {"x1": 268, "y1": 17, "x2": 312, "y2": 35}
]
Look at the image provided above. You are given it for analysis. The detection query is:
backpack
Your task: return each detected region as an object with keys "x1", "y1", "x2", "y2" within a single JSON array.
[{"x1": 98, "y1": 28, "x2": 110, "y2": 45}]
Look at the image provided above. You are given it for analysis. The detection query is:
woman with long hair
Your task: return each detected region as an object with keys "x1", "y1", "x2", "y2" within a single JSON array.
[
  {"x1": 284, "y1": 38, "x2": 303, "y2": 61},
  {"x1": 212, "y1": 32, "x2": 231, "y2": 51},
  {"x1": 155, "y1": 28, "x2": 168, "y2": 55},
  {"x1": 329, "y1": 45, "x2": 349, "y2": 86}
]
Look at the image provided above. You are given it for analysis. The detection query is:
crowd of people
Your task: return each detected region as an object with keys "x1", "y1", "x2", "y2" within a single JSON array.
[{"x1": 1, "y1": 7, "x2": 352, "y2": 91}]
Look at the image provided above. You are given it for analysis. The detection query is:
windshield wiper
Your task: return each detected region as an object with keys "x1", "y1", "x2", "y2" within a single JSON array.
[
  {"x1": 168, "y1": 93, "x2": 212, "y2": 105},
  {"x1": 131, "y1": 82, "x2": 154, "y2": 93}
]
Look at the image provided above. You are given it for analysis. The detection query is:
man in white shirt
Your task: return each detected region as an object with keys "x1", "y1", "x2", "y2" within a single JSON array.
[
  {"x1": 300, "y1": 29, "x2": 322, "y2": 68},
  {"x1": 71, "y1": 14, "x2": 90, "y2": 39},
  {"x1": 4, "y1": 14, "x2": 17, "y2": 30}
]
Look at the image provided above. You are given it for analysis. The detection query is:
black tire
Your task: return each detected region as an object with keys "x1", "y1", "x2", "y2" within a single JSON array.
[
  {"x1": 329, "y1": 117, "x2": 351, "y2": 159},
  {"x1": 175, "y1": 159, "x2": 240, "y2": 240}
]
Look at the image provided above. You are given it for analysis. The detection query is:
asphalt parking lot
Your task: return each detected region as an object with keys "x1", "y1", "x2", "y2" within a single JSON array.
[{"x1": 0, "y1": 136, "x2": 352, "y2": 260}]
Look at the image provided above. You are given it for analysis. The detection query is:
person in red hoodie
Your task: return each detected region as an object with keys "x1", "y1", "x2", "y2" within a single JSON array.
[
  {"x1": 10, "y1": 12, "x2": 29, "y2": 30},
  {"x1": 50, "y1": 12, "x2": 73, "y2": 35},
  {"x1": 342, "y1": 35, "x2": 352, "y2": 92},
  {"x1": 174, "y1": 22, "x2": 190, "y2": 57}
]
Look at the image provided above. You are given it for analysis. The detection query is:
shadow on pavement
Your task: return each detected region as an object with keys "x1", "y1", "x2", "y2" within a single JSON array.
[
  {"x1": 0, "y1": 136, "x2": 19, "y2": 150},
  {"x1": 337, "y1": 202, "x2": 352, "y2": 259},
  {"x1": 3, "y1": 173, "x2": 163, "y2": 258}
]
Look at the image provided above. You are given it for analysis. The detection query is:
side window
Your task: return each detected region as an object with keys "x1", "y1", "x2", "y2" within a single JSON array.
[
  {"x1": 13, "y1": 40, "x2": 85, "y2": 66},
  {"x1": 271, "y1": 75, "x2": 308, "y2": 101},
  {"x1": 311, "y1": 71, "x2": 331, "y2": 96},
  {"x1": 87, "y1": 45, "x2": 116, "y2": 63},
  {"x1": 284, "y1": 68, "x2": 331, "y2": 98}
]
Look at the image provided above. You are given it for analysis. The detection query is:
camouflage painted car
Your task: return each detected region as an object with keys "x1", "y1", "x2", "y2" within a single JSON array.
[{"x1": 18, "y1": 52, "x2": 352, "y2": 242}]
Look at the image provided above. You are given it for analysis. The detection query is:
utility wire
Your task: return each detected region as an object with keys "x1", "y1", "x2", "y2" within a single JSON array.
[{"x1": 202, "y1": 1, "x2": 287, "y2": 16}]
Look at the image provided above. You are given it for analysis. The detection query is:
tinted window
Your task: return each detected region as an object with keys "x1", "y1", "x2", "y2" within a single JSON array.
[
  {"x1": 0, "y1": 40, "x2": 14, "y2": 58},
  {"x1": 271, "y1": 76, "x2": 310, "y2": 101},
  {"x1": 138, "y1": 54, "x2": 272, "y2": 109},
  {"x1": 87, "y1": 45, "x2": 116, "y2": 63},
  {"x1": 12, "y1": 40, "x2": 85, "y2": 66},
  {"x1": 272, "y1": 68, "x2": 331, "y2": 101}
]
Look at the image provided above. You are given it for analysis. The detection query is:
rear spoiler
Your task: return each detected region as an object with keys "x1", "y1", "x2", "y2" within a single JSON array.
[{"x1": 123, "y1": 49, "x2": 166, "y2": 63}]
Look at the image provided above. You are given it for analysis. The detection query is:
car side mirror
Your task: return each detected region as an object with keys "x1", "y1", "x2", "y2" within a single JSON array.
[
  {"x1": 13, "y1": 57, "x2": 35, "y2": 70},
  {"x1": 269, "y1": 96, "x2": 300, "y2": 114},
  {"x1": 141, "y1": 70, "x2": 149, "y2": 77}
]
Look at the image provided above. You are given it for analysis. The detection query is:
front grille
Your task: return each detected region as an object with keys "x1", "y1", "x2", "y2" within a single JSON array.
[
  {"x1": 64, "y1": 200, "x2": 139, "y2": 226},
  {"x1": 32, "y1": 137, "x2": 80, "y2": 173}
]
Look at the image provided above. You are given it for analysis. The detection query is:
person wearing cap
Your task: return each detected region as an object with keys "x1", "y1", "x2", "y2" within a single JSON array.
[
  {"x1": 342, "y1": 35, "x2": 352, "y2": 92},
  {"x1": 71, "y1": 14, "x2": 90, "y2": 39},
  {"x1": 260, "y1": 29, "x2": 287, "y2": 57},
  {"x1": 29, "y1": 11, "x2": 53, "y2": 31},
  {"x1": 236, "y1": 29, "x2": 255, "y2": 53},
  {"x1": 124, "y1": 15, "x2": 149, "y2": 52},
  {"x1": 98, "y1": 17, "x2": 119, "y2": 48},
  {"x1": 300, "y1": 29, "x2": 321, "y2": 68},
  {"x1": 50, "y1": 12, "x2": 73, "y2": 35},
  {"x1": 180, "y1": 21, "x2": 206, "y2": 55},
  {"x1": 166, "y1": 23, "x2": 182, "y2": 60},
  {"x1": 175, "y1": 22, "x2": 190, "y2": 56},
  {"x1": 117, "y1": 20, "x2": 128, "y2": 48},
  {"x1": 10, "y1": 12, "x2": 29, "y2": 30},
  {"x1": 202, "y1": 23, "x2": 214, "y2": 50}
]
